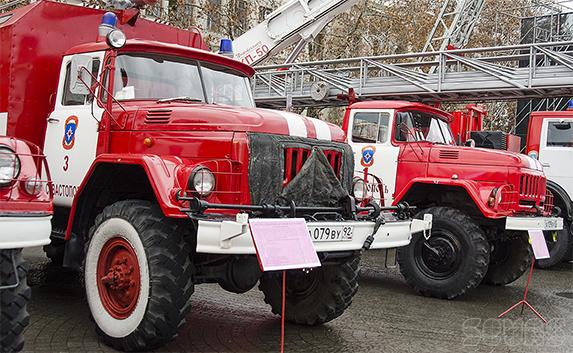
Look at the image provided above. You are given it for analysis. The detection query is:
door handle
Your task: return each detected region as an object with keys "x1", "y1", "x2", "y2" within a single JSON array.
[
  {"x1": 47, "y1": 117, "x2": 60, "y2": 123},
  {"x1": 541, "y1": 162, "x2": 551, "y2": 167}
]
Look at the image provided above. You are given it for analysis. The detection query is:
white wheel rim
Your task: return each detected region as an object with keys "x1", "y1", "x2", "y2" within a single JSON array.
[{"x1": 85, "y1": 218, "x2": 150, "y2": 338}]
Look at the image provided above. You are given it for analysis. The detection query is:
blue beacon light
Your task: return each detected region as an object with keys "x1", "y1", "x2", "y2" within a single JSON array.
[
  {"x1": 99, "y1": 12, "x2": 118, "y2": 38},
  {"x1": 219, "y1": 38, "x2": 234, "y2": 58}
]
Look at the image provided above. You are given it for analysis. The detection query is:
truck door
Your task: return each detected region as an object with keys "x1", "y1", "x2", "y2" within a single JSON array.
[
  {"x1": 539, "y1": 117, "x2": 573, "y2": 200},
  {"x1": 348, "y1": 109, "x2": 397, "y2": 207},
  {"x1": 43, "y1": 53, "x2": 104, "y2": 207}
]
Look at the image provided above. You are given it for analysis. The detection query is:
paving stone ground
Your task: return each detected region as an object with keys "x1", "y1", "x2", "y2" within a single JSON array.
[{"x1": 21, "y1": 248, "x2": 573, "y2": 353}]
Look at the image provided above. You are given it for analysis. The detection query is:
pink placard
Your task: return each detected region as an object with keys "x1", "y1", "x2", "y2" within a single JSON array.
[
  {"x1": 249, "y1": 218, "x2": 321, "y2": 271},
  {"x1": 528, "y1": 229, "x2": 550, "y2": 260}
]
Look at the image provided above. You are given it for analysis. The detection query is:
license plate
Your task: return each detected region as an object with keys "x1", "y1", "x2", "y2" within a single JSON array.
[
  {"x1": 308, "y1": 225, "x2": 354, "y2": 242},
  {"x1": 544, "y1": 218, "x2": 562, "y2": 230}
]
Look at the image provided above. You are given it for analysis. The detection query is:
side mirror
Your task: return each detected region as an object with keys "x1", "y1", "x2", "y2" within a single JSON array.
[
  {"x1": 70, "y1": 55, "x2": 94, "y2": 95},
  {"x1": 465, "y1": 139, "x2": 476, "y2": 148}
]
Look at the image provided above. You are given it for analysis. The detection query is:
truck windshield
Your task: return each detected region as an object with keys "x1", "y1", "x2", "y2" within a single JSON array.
[
  {"x1": 395, "y1": 111, "x2": 454, "y2": 144},
  {"x1": 111, "y1": 53, "x2": 254, "y2": 107}
]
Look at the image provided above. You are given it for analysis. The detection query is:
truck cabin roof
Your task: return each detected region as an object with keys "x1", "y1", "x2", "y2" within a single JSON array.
[
  {"x1": 530, "y1": 110, "x2": 573, "y2": 120},
  {"x1": 65, "y1": 39, "x2": 256, "y2": 77},
  {"x1": 349, "y1": 101, "x2": 452, "y2": 122}
]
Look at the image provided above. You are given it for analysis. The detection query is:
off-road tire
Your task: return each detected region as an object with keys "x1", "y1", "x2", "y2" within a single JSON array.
[
  {"x1": 258, "y1": 254, "x2": 360, "y2": 325},
  {"x1": 483, "y1": 232, "x2": 532, "y2": 285},
  {"x1": 397, "y1": 207, "x2": 490, "y2": 299},
  {"x1": 0, "y1": 249, "x2": 31, "y2": 353},
  {"x1": 535, "y1": 222, "x2": 571, "y2": 269},
  {"x1": 83, "y1": 200, "x2": 193, "y2": 352}
]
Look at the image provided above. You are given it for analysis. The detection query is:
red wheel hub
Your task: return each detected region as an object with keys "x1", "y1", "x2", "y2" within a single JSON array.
[{"x1": 96, "y1": 237, "x2": 141, "y2": 319}]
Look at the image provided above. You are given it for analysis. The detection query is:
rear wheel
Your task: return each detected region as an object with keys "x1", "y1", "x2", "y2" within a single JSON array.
[
  {"x1": 84, "y1": 200, "x2": 193, "y2": 351},
  {"x1": 0, "y1": 249, "x2": 31, "y2": 353},
  {"x1": 397, "y1": 207, "x2": 490, "y2": 299},
  {"x1": 483, "y1": 233, "x2": 532, "y2": 285},
  {"x1": 535, "y1": 223, "x2": 571, "y2": 269},
  {"x1": 258, "y1": 254, "x2": 360, "y2": 325}
]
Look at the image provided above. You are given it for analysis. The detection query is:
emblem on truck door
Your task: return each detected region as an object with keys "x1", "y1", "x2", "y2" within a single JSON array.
[
  {"x1": 360, "y1": 146, "x2": 376, "y2": 167},
  {"x1": 62, "y1": 116, "x2": 79, "y2": 150}
]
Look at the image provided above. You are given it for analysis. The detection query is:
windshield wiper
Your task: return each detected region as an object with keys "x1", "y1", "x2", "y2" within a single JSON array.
[{"x1": 157, "y1": 96, "x2": 203, "y2": 104}]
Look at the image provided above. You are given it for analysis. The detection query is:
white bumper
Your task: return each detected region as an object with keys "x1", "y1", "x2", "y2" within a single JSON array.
[
  {"x1": 0, "y1": 216, "x2": 52, "y2": 249},
  {"x1": 196, "y1": 214, "x2": 432, "y2": 254},
  {"x1": 505, "y1": 216, "x2": 563, "y2": 231}
]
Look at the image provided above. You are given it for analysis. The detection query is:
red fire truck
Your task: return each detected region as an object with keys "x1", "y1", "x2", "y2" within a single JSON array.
[
  {"x1": 446, "y1": 103, "x2": 572, "y2": 268},
  {"x1": 526, "y1": 104, "x2": 573, "y2": 267},
  {"x1": 1, "y1": 2, "x2": 431, "y2": 350},
  {"x1": 0, "y1": 137, "x2": 52, "y2": 352},
  {"x1": 345, "y1": 101, "x2": 562, "y2": 299}
]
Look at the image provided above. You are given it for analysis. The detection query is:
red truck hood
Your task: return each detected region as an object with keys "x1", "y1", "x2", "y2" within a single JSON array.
[
  {"x1": 126, "y1": 103, "x2": 345, "y2": 142},
  {"x1": 429, "y1": 145, "x2": 542, "y2": 170}
]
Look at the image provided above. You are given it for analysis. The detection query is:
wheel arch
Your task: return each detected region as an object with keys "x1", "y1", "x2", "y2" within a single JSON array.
[
  {"x1": 62, "y1": 156, "x2": 183, "y2": 269},
  {"x1": 546, "y1": 179, "x2": 573, "y2": 222},
  {"x1": 396, "y1": 181, "x2": 485, "y2": 219}
]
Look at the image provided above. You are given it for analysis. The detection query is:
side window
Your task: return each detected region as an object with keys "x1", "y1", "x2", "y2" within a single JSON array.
[
  {"x1": 547, "y1": 121, "x2": 573, "y2": 147},
  {"x1": 395, "y1": 111, "x2": 415, "y2": 141},
  {"x1": 352, "y1": 112, "x2": 390, "y2": 143},
  {"x1": 62, "y1": 59, "x2": 101, "y2": 106}
]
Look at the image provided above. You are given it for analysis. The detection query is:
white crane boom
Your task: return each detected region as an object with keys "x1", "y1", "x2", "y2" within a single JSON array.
[{"x1": 233, "y1": 0, "x2": 359, "y2": 66}]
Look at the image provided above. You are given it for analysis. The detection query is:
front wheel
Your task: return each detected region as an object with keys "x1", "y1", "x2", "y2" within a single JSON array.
[
  {"x1": 258, "y1": 254, "x2": 360, "y2": 325},
  {"x1": 84, "y1": 200, "x2": 193, "y2": 352},
  {"x1": 483, "y1": 233, "x2": 532, "y2": 286},
  {"x1": 397, "y1": 207, "x2": 490, "y2": 299},
  {"x1": 0, "y1": 249, "x2": 31, "y2": 353}
]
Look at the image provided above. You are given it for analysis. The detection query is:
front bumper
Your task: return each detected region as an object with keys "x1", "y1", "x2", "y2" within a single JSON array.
[
  {"x1": 196, "y1": 213, "x2": 432, "y2": 254},
  {"x1": 505, "y1": 216, "x2": 563, "y2": 231},
  {"x1": 0, "y1": 215, "x2": 52, "y2": 249}
]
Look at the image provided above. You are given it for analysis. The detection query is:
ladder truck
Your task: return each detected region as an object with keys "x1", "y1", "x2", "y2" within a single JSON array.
[{"x1": 1, "y1": 1, "x2": 431, "y2": 350}]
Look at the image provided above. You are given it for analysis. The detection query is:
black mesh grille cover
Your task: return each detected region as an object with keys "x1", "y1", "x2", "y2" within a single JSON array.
[{"x1": 248, "y1": 133, "x2": 354, "y2": 207}]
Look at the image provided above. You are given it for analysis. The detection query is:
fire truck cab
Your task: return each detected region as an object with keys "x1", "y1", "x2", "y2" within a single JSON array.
[
  {"x1": 343, "y1": 100, "x2": 563, "y2": 299},
  {"x1": 526, "y1": 107, "x2": 573, "y2": 267}
]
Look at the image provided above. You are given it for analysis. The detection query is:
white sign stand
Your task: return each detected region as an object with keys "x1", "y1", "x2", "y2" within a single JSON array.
[{"x1": 249, "y1": 218, "x2": 321, "y2": 353}]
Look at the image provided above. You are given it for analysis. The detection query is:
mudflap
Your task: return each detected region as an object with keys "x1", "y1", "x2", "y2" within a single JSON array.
[{"x1": 62, "y1": 233, "x2": 85, "y2": 270}]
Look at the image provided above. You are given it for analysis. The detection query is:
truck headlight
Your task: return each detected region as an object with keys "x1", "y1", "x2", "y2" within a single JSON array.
[
  {"x1": 488, "y1": 185, "x2": 509, "y2": 209},
  {"x1": 188, "y1": 167, "x2": 215, "y2": 197},
  {"x1": 352, "y1": 178, "x2": 367, "y2": 202},
  {"x1": 23, "y1": 177, "x2": 44, "y2": 196},
  {"x1": 0, "y1": 147, "x2": 20, "y2": 186},
  {"x1": 106, "y1": 29, "x2": 126, "y2": 49}
]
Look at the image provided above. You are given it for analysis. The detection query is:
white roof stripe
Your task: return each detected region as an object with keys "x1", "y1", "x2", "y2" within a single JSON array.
[
  {"x1": 310, "y1": 118, "x2": 332, "y2": 141},
  {"x1": 275, "y1": 111, "x2": 307, "y2": 138}
]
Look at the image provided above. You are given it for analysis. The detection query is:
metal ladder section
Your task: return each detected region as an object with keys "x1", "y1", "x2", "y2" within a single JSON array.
[
  {"x1": 252, "y1": 41, "x2": 573, "y2": 109},
  {"x1": 0, "y1": 0, "x2": 29, "y2": 12},
  {"x1": 422, "y1": 0, "x2": 485, "y2": 54},
  {"x1": 232, "y1": 0, "x2": 359, "y2": 66}
]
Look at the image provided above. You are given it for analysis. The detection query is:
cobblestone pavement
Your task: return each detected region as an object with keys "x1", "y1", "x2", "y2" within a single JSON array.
[{"x1": 21, "y1": 248, "x2": 573, "y2": 353}]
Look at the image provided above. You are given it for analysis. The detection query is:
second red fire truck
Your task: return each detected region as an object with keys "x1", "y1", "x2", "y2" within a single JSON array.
[{"x1": 344, "y1": 100, "x2": 562, "y2": 299}]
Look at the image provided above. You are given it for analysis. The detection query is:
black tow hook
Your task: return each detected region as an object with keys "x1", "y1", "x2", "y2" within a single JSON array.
[{"x1": 362, "y1": 216, "x2": 386, "y2": 251}]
